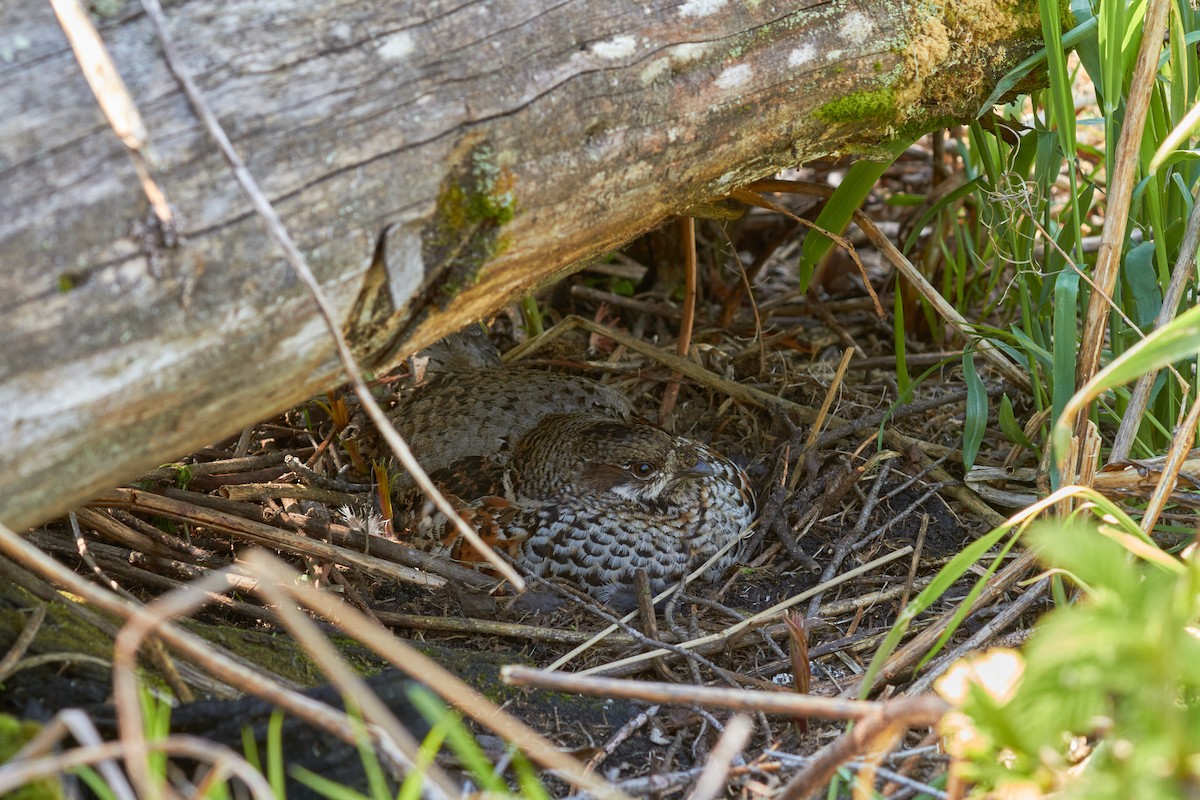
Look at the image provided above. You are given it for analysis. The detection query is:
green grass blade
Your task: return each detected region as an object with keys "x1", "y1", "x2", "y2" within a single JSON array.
[
  {"x1": 1097, "y1": 0, "x2": 1127, "y2": 115},
  {"x1": 1053, "y1": 302, "x2": 1200, "y2": 464},
  {"x1": 894, "y1": 276, "x2": 910, "y2": 396},
  {"x1": 901, "y1": 176, "x2": 984, "y2": 254},
  {"x1": 978, "y1": 16, "x2": 1097, "y2": 114},
  {"x1": 267, "y1": 709, "x2": 287, "y2": 800},
  {"x1": 962, "y1": 350, "x2": 987, "y2": 471},
  {"x1": 72, "y1": 766, "x2": 120, "y2": 800},
  {"x1": 798, "y1": 137, "x2": 914, "y2": 286},
  {"x1": 857, "y1": 520, "x2": 1020, "y2": 698},
  {"x1": 290, "y1": 767, "x2": 372, "y2": 800},
  {"x1": 407, "y1": 685, "x2": 506, "y2": 792},
  {"x1": 1051, "y1": 269, "x2": 1080, "y2": 432},
  {"x1": 1123, "y1": 241, "x2": 1163, "y2": 329},
  {"x1": 1039, "y1": 0, "x2": 1077, "y2": 158},
  {"x1": 999, "y1": 394, "x2": 1036, "y2": 449},
  {"x1": 399, "y1": 720, "x2": 450, "y2": 800}
]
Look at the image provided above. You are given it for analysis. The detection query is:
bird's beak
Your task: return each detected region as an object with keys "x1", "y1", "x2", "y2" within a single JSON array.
[{"x1": 682, "y1": 457, "x2": 715, "y2": 479}]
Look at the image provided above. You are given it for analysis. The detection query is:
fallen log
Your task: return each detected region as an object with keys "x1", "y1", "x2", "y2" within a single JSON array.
[{"x1": 0, "y1": 0, "x2": 1048, "y2": 528}]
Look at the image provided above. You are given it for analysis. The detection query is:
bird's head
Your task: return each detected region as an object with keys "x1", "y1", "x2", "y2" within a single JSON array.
[{"x1": 508, "y1": 414, "x2": 747, "y2": 510}]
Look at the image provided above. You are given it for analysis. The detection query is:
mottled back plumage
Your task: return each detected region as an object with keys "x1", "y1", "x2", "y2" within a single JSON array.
[
  {"x1": 391, "y1": 330, "x2": 756, "y2": 603},
  {"x1": 393, "y1": 368, "x2": 632, "y2": 474},
  {"x1": 497, "y1": 413, "x2": 755, "y2": 600}
]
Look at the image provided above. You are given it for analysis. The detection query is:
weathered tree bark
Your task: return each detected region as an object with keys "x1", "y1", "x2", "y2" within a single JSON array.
[{"x1": 0, "y1": 0, "x2": 1044, "y2": 530}]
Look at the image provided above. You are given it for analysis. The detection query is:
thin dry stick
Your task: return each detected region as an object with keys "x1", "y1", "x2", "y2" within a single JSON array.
[
  {"x1": 660, "y1": 216, "x2": 698, "y2": 424},
  {"x1": 575, "y1": 547, "x2": 913, "y2": 677},
  {"x1": 603, "y1": 583, "x2": 921, "y2": 681},
  {"x1": 0, "y1": 605, "x2": 46, "y2": 682},
  {"x1": 110, "y1": 566, "x2": 456, "y2": 796},
  {"x1": 746, "y1": 179, "x2": 1031, "y2": 391},
  {"x1": 729, "y1": 187, "x2": 884, "y2": 319},
  {"x1": 1077, "y1": 0, "x2": 1172, "y2": 388},
  {"x1": 684, "y1": 714, "x2": 753, "y2": 800},
  {"x1": 851, "y1": 548, "x2": 1039, "y2": 697},
  {"x1": 375, "y1": 610, "x2": 641, "y2": 645},
  {"x1": 111, "y1": 565, "x2": 458, "y2": 800},
  {"x1": 136, "y1": 0, "x2": 524, "y2": 592},
  {"x1": 241, "y1": 552, "x2": 631, "y2": 800},
  {"x1": 586, "y1": 705, "x2": 660, "y2": 771},
  {"x1": 1139, "y1": 393, "x2": 1200, "y2": 533},
  {"x1": 253, "y1": 580, "x2": 458, "y2": 794},
  {"x1": 802, "y1": 347, "x2": 855, "y2": 455},
  {"x1": 1111, "y1": 183, "x2": 1200, "y2": 462},
  {"x1": 219, "y1": 482, "x2": 362, "y2": 506},
  {"x1": 11, "y1": 709, "x2": 136, "y2": 800},
  {"x1": 505, "y1": 314, "x2": 820, "y2": 421},
  {"x1": 715, "y1": 220, "x2": 768, "y2": 342},
  {"x1": 139, "y1": 452, "x2": 294, "y2": 483},
  {"x1": 504, "y1": 666, "x2": 948, "y2": 724},
  {"x1": 92, "y1": 487, "x2": 442, "y2": 588},
  {"x1": 49, "y1": 0, "x2": 172, "y2": 225},
  {"x1": 74, "y1": 507, "x2": 192, "y2": 561},
  {"x1": 0, "y1": 737, "x2": 273, "y2": 800},
  {"x1": 0, "y1": 522, "x2": 384, "y2": 743},
  {"x1": 904, "y1": 576, "x2": 1049, "y2": 697},
  {"x1": 776, "y1": 702, "x2": 930, "y2": 800}
]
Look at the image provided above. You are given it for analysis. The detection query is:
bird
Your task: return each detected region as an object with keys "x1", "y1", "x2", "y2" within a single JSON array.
[
  {"x1": 383, "y1": 327, "x2": 756, "y2": 603},
  {"x1": 406, "y1": 411, "x2": 756, "y2": 605}
]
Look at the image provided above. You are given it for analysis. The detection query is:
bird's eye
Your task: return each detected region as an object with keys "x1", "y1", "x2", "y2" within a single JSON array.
[{"x1": 630, "y1": 461, "x2": 657, "y2": 479}]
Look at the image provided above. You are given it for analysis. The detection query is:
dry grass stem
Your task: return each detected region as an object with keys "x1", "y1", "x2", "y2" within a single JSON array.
[
  {"x1": 504, "y1": 667, "x2": 948, "y2": 725},
  {"x1": 904, "y1": 577, "x2": 1049, "y2": 697},
  {"x1": 659, "y1": 216, "x2": 699, "y2": 424},
  {"x1": 1138, "y1": 395, "x2": 1200, "y2": 533},
  {"x1": 0, "y1": 605, "x2": 47, "y2": 683},
  {"x1": 1077, "y1": 0, "x2": 1172, "y2": 387},
  {"x1": 854, "y1": 548, "x2": 1039, "y2": 697},
  {"x1": 728, "y1": 187, "x2": 883, "y2": 319},
  {"x1": 684, "y1": 713, "x2": 754, "y2": 800},
  {"x1": 0, "y1": 736, "x2": 274, "y2": 800},
  {"x1": 804, "y1": 347, "x2": 855, "y2": 454},
  {"x1": 374, "y1": 610, "x2": 643, "y2": 644},
  {"x1": 50, "y1": 0, "x2": 173, "y2": 225},
  {"x1": 576, "y1": 547, "x2": 913, "y2": 677},
  {"x1": 239, "y1": 551, "x2": 632, "y2": 800},
  {"x1": 1111, "y1": 185, "x2": 1200, "y2": 461},
  {"x1": 91, "y1": 487, "x2": 441, "y2": 588}
]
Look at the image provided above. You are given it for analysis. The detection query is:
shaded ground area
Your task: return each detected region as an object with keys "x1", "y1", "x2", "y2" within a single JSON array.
[{"x1": 3, "y1": 145, "x2": 1059, "y2": 797}]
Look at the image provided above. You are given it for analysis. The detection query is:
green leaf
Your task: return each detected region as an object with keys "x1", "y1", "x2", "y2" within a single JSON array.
[
  {"x1": 962, "y1": 350, "x2": 987, "y2": 471},
  {"x1": 1040, "y1": 0, "x2": 1078, "y2": 157},
  {"x1": 999, "y1": 393, "x2": 1036, "y2": 449},
  {"x1": 291, "y1": 767, "x2": 372, "y2": 800},
  {"x1": 1123, "y1": 241, "x2": 1163, "y2": 329},
  {"x1": 408, "y1": 685, "x2": 506, "y2": 792},
  {"x1": 268, "y1": 709, "x2": 287, "y2": 800},
  {"x1": 399, "y1": 720, "x2": 450, "y2": 800},
  {"x1": 798, "y1": 137, "x2": 915, "y2": 286},
  {"x1": 859, "y1": 520, "x2": 1020, "y2": 697},
  {"x1": 901, "y1": 177, "x2": 984, "y2": 254},
  {"x1": 1053, "y1": 303, "x2": 1200, "y2": 466},
  {"x1": 978, "y1": 17, "x2": 1098, "y2": 114},
  {"x1": 894, "y1": 275, "x2": 910, "y2": 396},
  {"x1": 1051, "y1": 269, "x2": 1080, "y2": 433}
]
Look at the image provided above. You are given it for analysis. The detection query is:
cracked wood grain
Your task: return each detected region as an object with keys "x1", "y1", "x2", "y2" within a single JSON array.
[{"x1": 0, "y1": 0, "x2": 1044, "y2": 528}]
